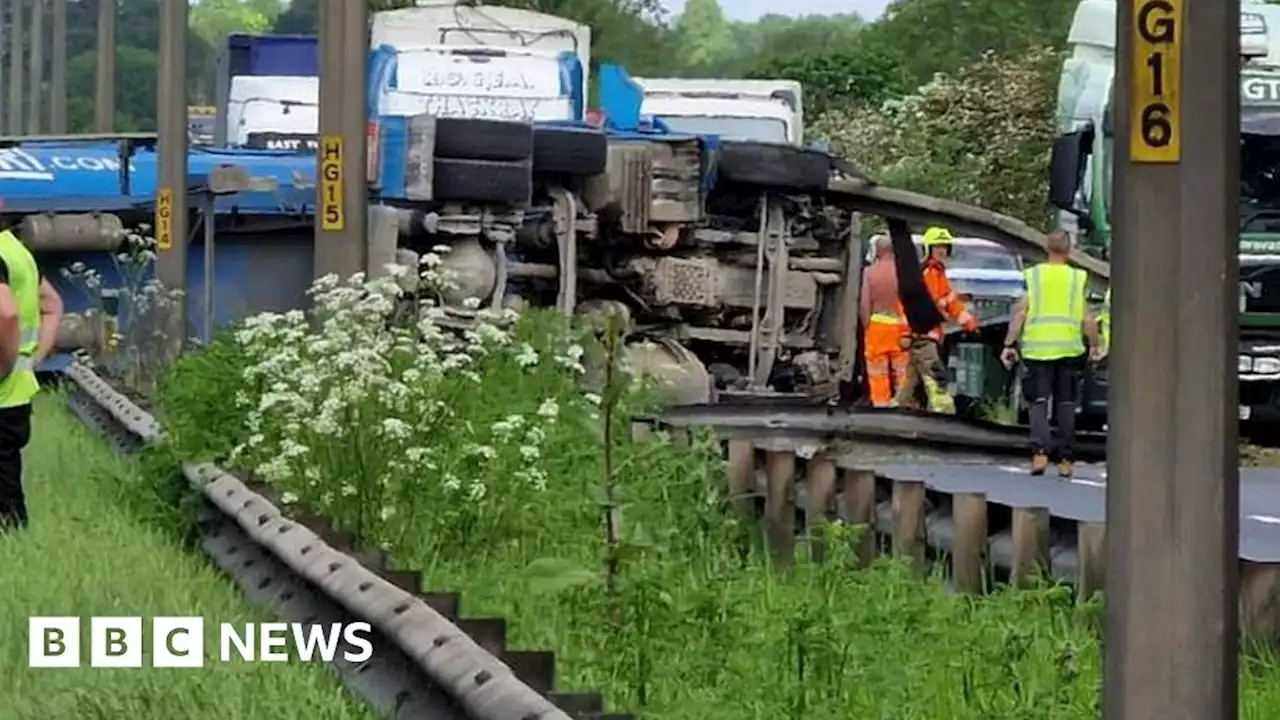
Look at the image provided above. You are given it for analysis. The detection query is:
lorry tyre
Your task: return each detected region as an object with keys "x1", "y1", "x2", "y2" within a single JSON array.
[
  {"x1": 433, "y1": 119, "x2": 533, "y2": 162},
  {"x1": 433, "y1": 158, "x2": 532, "y2": 204},
  {"x1": 717, "y1": 141, "x2": 832, "y2": 191},
  {"x1": 532, "y1": 126, "x2": 608, "y2": 175}
]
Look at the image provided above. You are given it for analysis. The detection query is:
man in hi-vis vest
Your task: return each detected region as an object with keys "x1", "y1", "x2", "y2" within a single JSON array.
[
  {"x1": 1000, "y1": 230, "x2": 1101, "y2": 478},
  {"x1": 0, "y1": 225, "x2": 63, "y2": 531}
]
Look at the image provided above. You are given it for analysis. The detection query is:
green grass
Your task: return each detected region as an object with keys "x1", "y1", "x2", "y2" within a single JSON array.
[
  {"x1": 0, "y1": 396, "x2": 374, "y2": 720},
  {"x1": 152, "y1": 308, "x2": 1280, "y2": 719}
]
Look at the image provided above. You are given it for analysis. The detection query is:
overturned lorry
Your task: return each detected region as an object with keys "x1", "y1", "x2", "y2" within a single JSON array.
[
  {"x1": 0, "y1": 3, "x2": 1107, "y2": 402},
  {"x1": 366, "y1": 60, "x2": 858, "y2": 403},
  {"x1": 359, "y1": 30, "x2": 1109, "y2": 405}
]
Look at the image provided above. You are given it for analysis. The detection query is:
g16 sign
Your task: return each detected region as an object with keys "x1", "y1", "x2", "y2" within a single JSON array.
[
  {"x1": 245, "y1": 133, "x2": 319, "y2": 153},
  {"x1": 1129, "y1": 0, "x2": 1183, "y2": 163}
]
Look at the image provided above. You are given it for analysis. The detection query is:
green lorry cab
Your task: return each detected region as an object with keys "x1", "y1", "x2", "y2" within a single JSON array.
[{"x1": 1049, "y1": 0, "x2": 1280, "y2": 429}]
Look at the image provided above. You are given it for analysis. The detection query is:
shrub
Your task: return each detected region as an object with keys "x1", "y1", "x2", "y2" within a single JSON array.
[{"x1": 814, "y1": 47, "x2": 1063, "y2": 228}]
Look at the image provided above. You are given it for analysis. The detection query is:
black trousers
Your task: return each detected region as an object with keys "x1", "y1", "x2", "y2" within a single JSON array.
[
  {"x1": 0, "y1": 403, "x2": 32, "y2": 530},
  {"x1": 1022, "y1": 355, "x2": 1084, "y2": 461}
]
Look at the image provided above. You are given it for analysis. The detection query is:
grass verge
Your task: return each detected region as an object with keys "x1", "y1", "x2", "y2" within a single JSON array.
[
  {"x1": 0, "y1": 396, "x2": 374, "y2": 720},
  {"x1": 149, "y1": 270, "x2": 1280, "y2": 719}
]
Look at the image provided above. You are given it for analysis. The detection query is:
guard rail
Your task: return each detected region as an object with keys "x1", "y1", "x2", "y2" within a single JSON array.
[{"x1": 63, "y1": 362, "x2": 631, "y2": 720}]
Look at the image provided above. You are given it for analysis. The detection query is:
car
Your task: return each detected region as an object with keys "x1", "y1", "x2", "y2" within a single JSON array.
[{"x1": 910, "y1": 235, "x2": 1025, "y2": 328}]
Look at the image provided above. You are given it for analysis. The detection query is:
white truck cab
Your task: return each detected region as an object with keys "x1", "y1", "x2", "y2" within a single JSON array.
[
  {"x1": 376, "y1": 45, "x2": 577, "y2": 122},
  {"x1": 226, "y1": 75, "x2": 320, "y2": 150},
  {"x1": 630, "y1": 76, "x2": 803, "y2": 145}
]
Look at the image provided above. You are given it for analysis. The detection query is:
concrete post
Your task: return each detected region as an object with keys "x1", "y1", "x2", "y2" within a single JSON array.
[
  {"x1": 49, "y1": 0, "x2": 63, "y2": 133},
  {"x1": 94, "y1": 0, "x2": 114, "y2": 132},
  {"x1": 1105, "y1": 0, "x2": 1240, "y2": 717}
]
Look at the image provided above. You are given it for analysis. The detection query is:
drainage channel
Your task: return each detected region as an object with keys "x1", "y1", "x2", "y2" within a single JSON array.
[{"x1": 64, "y1": 362, "x2": 628, "y2": 720}]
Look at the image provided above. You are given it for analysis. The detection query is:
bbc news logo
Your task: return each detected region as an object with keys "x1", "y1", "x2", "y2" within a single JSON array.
[{"x1": 28, "y1": 617, "x2": 373, "y2": 668}]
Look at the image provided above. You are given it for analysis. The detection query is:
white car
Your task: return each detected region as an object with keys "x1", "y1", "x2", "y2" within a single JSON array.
[
  {"x1": 912, "y1": 236, "x2": 1025, "y2": 324},
  {"x1": 864, "y1": 234, "x2": 1025, "y2": 325}
]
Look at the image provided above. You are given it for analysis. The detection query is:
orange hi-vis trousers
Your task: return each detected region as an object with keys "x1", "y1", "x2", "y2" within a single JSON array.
[{"x1": 864, "y1": 313, "x2": 908, "y2": 406}]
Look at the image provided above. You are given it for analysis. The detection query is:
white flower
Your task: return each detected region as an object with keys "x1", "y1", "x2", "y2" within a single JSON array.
[
  {"x1": 537, "y1": 398, "x2": 559, "y2": 421},
  {"x1": 515, "y1": 343, "x2": 539, "y2": 367},
  {"x1": 380, "y1": 417, "x2": 411, "y2": 440}
]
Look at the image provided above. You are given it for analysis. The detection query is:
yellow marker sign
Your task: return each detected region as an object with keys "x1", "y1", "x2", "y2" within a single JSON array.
[
  {"x1": 155, "y1": 188, "x2": 173, "y2": 250},
  {"x1": 1130, "y1": 0, "x2": 1183, "y2": 163},
  {"x1": 319, "y1": 135, "x2": 344, "y2": 231}
]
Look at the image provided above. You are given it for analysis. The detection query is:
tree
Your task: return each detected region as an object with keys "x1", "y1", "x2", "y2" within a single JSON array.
[
  {"x1": 746, "y1": 39, "x2": 907, "y2": 116},
  {"x1": 270, "y1": 0, "x2": 319, "y2": 33},
  {"x1": 190, "y1": 0, "x2": 283, "y2": 49},
  {"x1": 673, "y1": 0, "x2": 734, "y2": 71},
  {"x1": 813, "y1": 47, "x2": 1064, "y2": 227},
  {"x1": 67, "y1": 45, "x2": 160, "y2": 131},
  {"x1": 738, "y1": 13, "x2": 865, "y2": 61},
  {"x1": 854, "y1": 0, "x2": 1077, "y2": 90}
]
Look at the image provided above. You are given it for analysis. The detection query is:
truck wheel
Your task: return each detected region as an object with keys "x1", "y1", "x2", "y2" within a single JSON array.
[
  {"x1": 717, "y1": 141, "x2": 832, "y2": 191},
  {"x1": 532, "y1": 126, "x2": 608, "y2": 175},
  {"x1": 433, "y1": 158, "x2": 532, "y2": 204},
  {"x1": 434, "y1": 119, "x2": 534, "y2": 162}
]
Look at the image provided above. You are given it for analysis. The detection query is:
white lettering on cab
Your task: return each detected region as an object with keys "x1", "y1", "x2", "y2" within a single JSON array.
[{"x1": 422, "y1": 95, "x2": 542, "y2": 121}]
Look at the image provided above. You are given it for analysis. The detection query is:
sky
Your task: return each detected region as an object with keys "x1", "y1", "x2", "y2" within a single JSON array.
[{"x1": 660, "y1": 0, "x2": 892, "y2": 22}]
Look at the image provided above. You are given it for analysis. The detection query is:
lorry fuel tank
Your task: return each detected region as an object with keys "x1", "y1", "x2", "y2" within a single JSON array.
[{"x1": 18, "y1": 213, "x2": 124, "y2": 252}]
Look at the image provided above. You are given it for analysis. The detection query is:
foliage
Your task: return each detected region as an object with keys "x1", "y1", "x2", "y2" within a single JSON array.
[
  {"x1": 152, "y1": 331, "x2": 254, "y2": 463},
  {"x1": 696, "y1": 12, "x2": 868, "y2": 80},
  {"x1": 37, "y1": 0, "x2": 286, "y2": 131},
  {"x1": 854, "y1": 0, "x2": 1078, "y2": 91},
  {"x1": 746, "y1": 40, "x2": 910, "y2": 117},
  {"x1": 225, "y1": 254, "x2": 606, "y2": 547},
  {"x1": 813, "y1": 47, "x2": 1064, "y2": 228},
  {"x1": 60, "y1": 229, "x2": 184, "y2": 395},
  {"x1": 189, "y1": 0, "x2": 283, "y2": 49},
  {"x1": 672, "y1": 0, "x2": 735, "y2": 70},
  {"x1": 147, "y1": 278, "x2": 1280, "y2": 717}
]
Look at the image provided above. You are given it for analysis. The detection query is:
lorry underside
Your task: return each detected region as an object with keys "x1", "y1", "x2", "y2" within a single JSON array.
[
  {"x1": 369, "y1": 113, "x2": 857, "y2": 404},
  {"x1": 1, "y1": 123, "x2": 1078, "y2": 409}
]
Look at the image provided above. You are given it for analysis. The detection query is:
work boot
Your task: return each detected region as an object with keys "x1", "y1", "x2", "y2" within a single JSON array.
[
  {"x1": 923, "y1": 378, "x2": 956, "y2": 415},
  {"x1": 1057, "y1": 459, "x2": 1073, "y2": 478},
  {"x1": 1030, "y1": 453, "x2": 1049, "y2": 476}
]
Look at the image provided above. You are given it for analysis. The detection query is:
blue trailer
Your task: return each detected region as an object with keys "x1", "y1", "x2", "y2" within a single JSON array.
[{"x1": 0, "y1": 135, "x2": 319, "y2": 370}]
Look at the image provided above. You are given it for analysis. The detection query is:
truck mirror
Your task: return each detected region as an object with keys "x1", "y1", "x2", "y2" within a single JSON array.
[{"x1": 1048, "y1": 127, "x2": 1093, "y2": 211}]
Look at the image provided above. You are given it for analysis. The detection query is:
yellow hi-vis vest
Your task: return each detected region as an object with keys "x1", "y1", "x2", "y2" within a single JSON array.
[
  {"x1": 0, "y1": 230, "x2": 40, "y2": 408},
  {"x1": 1099, "y1": 287, "x2": 1111, "y2": 354},
  {"x1": 1021, "y1": 262, "x2": 1087, "y2": 361}
]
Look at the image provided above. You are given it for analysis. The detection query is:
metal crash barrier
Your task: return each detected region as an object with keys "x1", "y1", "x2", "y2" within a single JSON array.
[{"x1": 63, "y1": 362, "x2": 621, "y2": 720}]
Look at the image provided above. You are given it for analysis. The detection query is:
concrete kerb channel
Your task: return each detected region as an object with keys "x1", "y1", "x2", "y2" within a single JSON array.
[
  {"x1": 633, "y1": 412, "x2": 1280, "y2": 640},
  {"x1": 62, "y1": 362, "x2": 609, "y2": 720}
]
